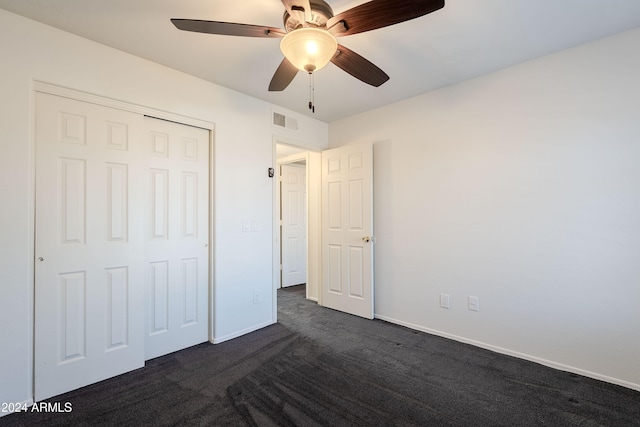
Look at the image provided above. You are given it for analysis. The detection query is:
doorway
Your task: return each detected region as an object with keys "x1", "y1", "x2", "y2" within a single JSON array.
[
  {"x1": 272, "y1": 141, "x2": 322, "y2": 321},
  {"x1": 272, "y1": 140, "x2": 374, "y2": 321}
]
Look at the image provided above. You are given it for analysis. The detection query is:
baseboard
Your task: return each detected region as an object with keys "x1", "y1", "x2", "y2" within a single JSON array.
[
  {"x1": 0, "y1": 398, "x2": 34, "y2": 417},
  {"x1": 211, "y1": 320, "x2": 275, "y2": 344},
  {"x1": 374, "y1": 314, "x2": 640, "y2": 392}
]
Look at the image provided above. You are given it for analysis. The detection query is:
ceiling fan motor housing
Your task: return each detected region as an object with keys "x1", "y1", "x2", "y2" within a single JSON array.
[{"x1": 283, "y1": 0, "x2": 334, "y2": 31}]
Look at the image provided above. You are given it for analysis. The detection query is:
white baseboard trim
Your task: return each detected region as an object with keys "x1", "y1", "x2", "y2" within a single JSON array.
[
  {"x1": 0, "y1": 398, "x2": 34, "y2": 417},
  {"x1": 374, "y1": 313, "x2": 640, "y2": 392},
  {"x1": 211, "y1": 320, "x2": 276, "y2": 344}
]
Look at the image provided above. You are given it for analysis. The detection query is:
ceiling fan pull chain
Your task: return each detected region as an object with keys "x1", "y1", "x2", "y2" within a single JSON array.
[
  {"x1": 308, "y1": 71, "x2": 315, "y2": 113},
  {"x1": 308, "y1": 71, "x2": 312, "y2": 110}
]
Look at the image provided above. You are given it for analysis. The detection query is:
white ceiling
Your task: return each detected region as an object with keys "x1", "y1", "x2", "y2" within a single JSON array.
[{"x1": 2, "y1": 0, "x2": 640, "y2": 123}]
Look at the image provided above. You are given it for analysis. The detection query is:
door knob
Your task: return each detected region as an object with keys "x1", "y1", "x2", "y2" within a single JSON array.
[
  {"x1": 362, "y1": 236, "x2": 371, "y2": 243},
  {"x1": 37, "y1": 257, "x2": 44, "y2": 262}
]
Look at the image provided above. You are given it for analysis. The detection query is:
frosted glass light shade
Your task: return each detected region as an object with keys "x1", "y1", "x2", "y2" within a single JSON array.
[{"x1": 280, "y1": 28, "x2": 338, "y2": 72}]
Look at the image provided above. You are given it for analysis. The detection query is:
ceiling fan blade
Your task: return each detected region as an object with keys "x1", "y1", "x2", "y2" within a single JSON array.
[
  {"x1": 269, "y1": 58, "x2": 299, "y2": 91},
  {"x1": 331, "y1": 44, "x2": 389, "y2": 87},
  {"x1": 327, "y1": 0, "x2": 445, "y2": 36},
  {"x1": 281, "y1": 0, "x2": 312, "y2": 24},
  {"x1": 171, "y1": 19, "x2": 285, "y2": 38}
]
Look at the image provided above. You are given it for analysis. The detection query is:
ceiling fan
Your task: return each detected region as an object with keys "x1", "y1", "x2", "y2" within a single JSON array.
[{"x1": 171, "y1": 0, "x2": 445, "y2": 93}]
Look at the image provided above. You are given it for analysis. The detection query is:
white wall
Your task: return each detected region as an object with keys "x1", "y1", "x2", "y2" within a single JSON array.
[
  {"x1": 329, "y1": 28, "x2": 640, "y2": 390},
  {"x1": 0, "y1": 9, "x2": 328, "y2": 407}
]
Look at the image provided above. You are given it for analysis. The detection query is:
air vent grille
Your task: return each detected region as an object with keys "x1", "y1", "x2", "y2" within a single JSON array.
[
  {"x1": 273, "y1": 112, "x2": 286, "y2": 127},
  {"x1": 273, "y1": 112, "x2": 298, "y2": 131}
]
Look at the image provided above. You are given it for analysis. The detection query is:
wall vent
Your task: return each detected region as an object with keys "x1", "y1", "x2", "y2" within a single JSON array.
[{"x1": 273, "y1": 112, "x2": 298, "y2": 131}]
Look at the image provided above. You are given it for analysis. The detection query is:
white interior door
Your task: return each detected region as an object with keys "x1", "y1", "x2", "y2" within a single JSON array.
[
  {"x1": 321, "y1": 143, "x2": 374, "y2": 319},
  {"x1": 144, "y1": 117, "x2": 209, "y2": 360},
  {"x1": 281, "y1": 163, "x2": 307, "y2": 287},
  {"x1": 34, "y1": 93, "x2": 145, "y2": 401}
]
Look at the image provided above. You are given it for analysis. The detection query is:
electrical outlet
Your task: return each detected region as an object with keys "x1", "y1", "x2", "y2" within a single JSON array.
[
  {"x1": 440, "y1": 293, "x2": 450, "y2": 309},
  {"x1": 253, "y1": 292, "x2": 259, "y2": 304},
  {"x1": 468, "y1": 296, "x2": 480, "y2": 312}
]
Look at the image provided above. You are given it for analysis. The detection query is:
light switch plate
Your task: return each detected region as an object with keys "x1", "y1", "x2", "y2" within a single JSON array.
[
  {"x1": 440, "y1": 293, "x2": 450, "y2": 309},
  {"x1": 468, "y1": 296, "x2": 480, "y2": 312}
]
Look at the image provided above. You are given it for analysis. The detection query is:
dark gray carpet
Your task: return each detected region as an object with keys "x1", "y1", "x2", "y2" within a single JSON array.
[{"x1": 3, "y1": 284, "x2": 639, "y2": 426}]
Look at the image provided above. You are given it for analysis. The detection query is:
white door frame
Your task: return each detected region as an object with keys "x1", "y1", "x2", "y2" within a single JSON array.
[
  {"x1": 272, "y1": 138, "x2": 321, "y2": 322},
  {"x1": 30, "y1": 81, "x2": 216, "y2": 400}
]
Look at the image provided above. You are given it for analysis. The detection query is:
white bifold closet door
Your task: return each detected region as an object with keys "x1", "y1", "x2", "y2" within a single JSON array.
[
  {"x1": 34, "y1": 93, "x2": 210, "y2": 401},
  {"x1": 34, "y1": 93, "x2": 146, "y2": 401},
  {"x1": 143, "y1": 116, "x2": 209, "y2": 360}
]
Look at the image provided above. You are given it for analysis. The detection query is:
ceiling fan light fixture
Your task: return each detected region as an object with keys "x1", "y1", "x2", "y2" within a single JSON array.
[{"x1": 280, "y1": 27, "x2": 337, "y2": 72}]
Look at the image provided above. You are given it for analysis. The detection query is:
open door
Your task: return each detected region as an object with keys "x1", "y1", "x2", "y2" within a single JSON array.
[{"x1": 321, "y1": 143, "x2": 374, "y2": 319}]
